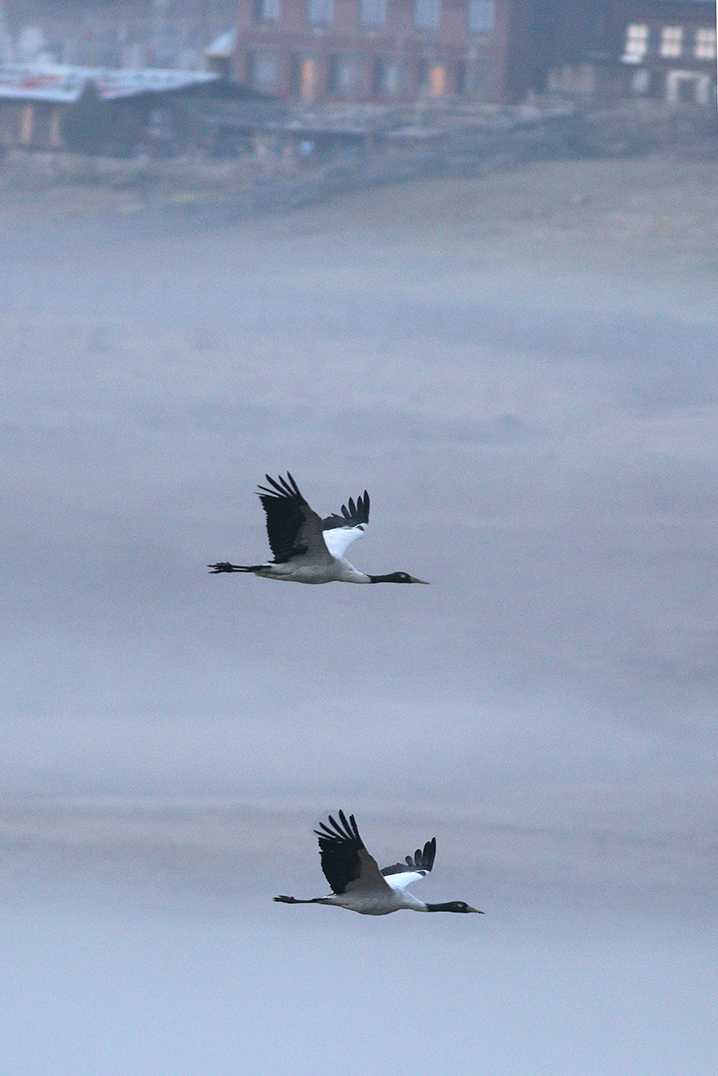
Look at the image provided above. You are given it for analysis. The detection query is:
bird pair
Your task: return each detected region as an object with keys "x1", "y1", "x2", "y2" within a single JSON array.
[{"x1": 209, "y1": 474, "x2": 479, "y2": 916}]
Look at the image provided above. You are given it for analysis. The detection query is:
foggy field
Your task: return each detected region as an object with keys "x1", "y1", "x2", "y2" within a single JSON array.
[{"x1": 3, "y1": 156, "x2": 718, "y2": 1074}]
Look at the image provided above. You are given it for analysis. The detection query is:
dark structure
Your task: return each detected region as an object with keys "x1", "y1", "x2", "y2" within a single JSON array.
[
  {"x1": 610, "y1": 0, "x2": 715, "y2": 104},
  {"x1": 231, "y1": 0, "x2": 534, "y2": 104},
  {"x1": 0, "y1": 63, "x2": 261, "y2": 155},
  {"x1": 545, "y1": 0, "x2": 716, "y2": 105}
]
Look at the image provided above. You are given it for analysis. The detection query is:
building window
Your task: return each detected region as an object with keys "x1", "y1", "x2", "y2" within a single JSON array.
[
  {"x1": 623, "y1": 23, "x2": 648, "y2": 63},
  {"x1": 31, "y1": 104, "x2": 54, "y2": 146},
  {"x1": 254, "y1": 0, "x2": 280, "y2": 21},
  {"x1": 660, "y1": 26, "x2": 683, "y2": 58},
  {"x1": 361, "y1": 0, "x2": 386, "y2": 27},
  {"x1": 631, "y1": 68, "x2": 652, "y2": 95},
  {"x1": 373, "y1": 57, "x2": 402, "y2": 95},
  {"x1": 468, "y1": 0, "x2": 494, "y2": 34},
  {"x1": 418, "y1": 59, "x2": 447, "y2": 95},
  {"x1": 291, "y1": 54, "x2": 320, "y2": 100},
  {"x1": 328, "y1": 54, "x2": 363, "y2": 95},
  {"x1": 50, "y1": 107, "x2": 62, "y2": 148},
  {"x1": 413, "y1": 0, "x2": 440, "y2": 31},
  {"x1": 0, "y1": 104, "x2": 23, "y2": 146},
  {"x1": 694, "y1": 28, "x2": 716, "y2": 60},
  {"x1": 308, "y1": 0, "x2": 333, "y2": 26},
  {"x1": 20, "y1": 104, "x2": 34, "y2": 144},
  {"x1": 248, "y1": 49, "x2": 280, "y2": 91}
]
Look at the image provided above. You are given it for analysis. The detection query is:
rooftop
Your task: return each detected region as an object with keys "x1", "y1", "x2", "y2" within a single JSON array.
[{"x1": 0, "y1": 63, "x2": 218, "y2": 104}]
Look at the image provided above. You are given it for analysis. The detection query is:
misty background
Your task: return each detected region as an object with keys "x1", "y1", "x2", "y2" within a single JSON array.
[{"x1": 3, "y1": 157, "x2": 717, "y2": 1074}]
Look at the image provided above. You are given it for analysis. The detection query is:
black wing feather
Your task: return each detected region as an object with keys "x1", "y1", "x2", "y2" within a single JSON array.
[
  {"x1": 313, "y1": 810, "x2": 366, "y2": 895},
  {"x1": 322, "y1": 490, "x2": 370, "y2": 531},
  {"x1": 256, "y1": 471, "x2": 313, "y2": 563},
  {"x1": 381, "y1": 837, "x2": 437, "y2": 877}
]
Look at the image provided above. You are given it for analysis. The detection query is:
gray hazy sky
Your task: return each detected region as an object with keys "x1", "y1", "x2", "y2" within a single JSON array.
[{"x1": 2, "y1": 163, "x2": 717, "y2": 1074}]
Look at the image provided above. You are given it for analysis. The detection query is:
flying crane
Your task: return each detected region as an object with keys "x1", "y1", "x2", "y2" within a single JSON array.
[
  {"x1": 274, "y1": 811, "x2": 483, "y2": 916},
  {"x1": 209, "y1": 472, "x2": 428, "y2": 585}
]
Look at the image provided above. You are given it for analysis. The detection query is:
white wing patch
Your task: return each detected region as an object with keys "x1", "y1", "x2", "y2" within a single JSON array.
[
  {"x1": 323, "y1": 524, "x2": 368, "y2": 560},
  {"x1": 383, "y1": 870, "x2": 428, "y2": 892}
]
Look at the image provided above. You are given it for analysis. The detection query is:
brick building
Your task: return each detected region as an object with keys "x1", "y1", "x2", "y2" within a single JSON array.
[{"x1": 232, "y1": 0, "x2": 533, "y2": 104}]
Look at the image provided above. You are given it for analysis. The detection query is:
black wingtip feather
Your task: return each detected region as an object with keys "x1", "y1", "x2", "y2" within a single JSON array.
[
  {"x1": 322, "y1": 487, "x2": 370, "y2": 531},
  {"x1": 314, "y1": 810, "x2": 363, "y2": 847},
  {"x1": 380, "y1": 833, "x2": 437, "y2": 876},
  {"x1": 328, "y1": 814, "x2": 345, "y2": 838},
  {"x1": 257, "y1": 473, "x2": 305, "y2": 501},
  {"x1": 313, "y1": 810, "x2": 366, "y2": 895}
]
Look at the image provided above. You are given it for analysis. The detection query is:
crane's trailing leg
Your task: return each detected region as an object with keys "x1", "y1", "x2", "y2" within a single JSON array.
[
  {"x1": 273, "y1": 895, "x2": 319, "y2": 904},
  {"x1": 208, "y1": 562, "x2": 260, "y2": 574}
]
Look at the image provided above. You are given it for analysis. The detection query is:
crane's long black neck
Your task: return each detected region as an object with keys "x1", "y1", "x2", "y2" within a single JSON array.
[
  {"x1": 425, "y1": 902, "x2": 464, "y2": 913},
  {"x1": 368, "y1": 573, "x2": 404, "y2": 583}
]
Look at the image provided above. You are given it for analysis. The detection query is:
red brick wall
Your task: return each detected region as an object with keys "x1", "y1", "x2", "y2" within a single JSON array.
[{"x1": 233, "y1": 0, "x2": 524, "y2": 103}]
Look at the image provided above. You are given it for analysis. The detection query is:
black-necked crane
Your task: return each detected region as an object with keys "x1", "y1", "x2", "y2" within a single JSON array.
[
  {"x1": 209, "y1": 472, "x2": 428, "y2": 585},
  {"x1": 274, "y1": 811, "x2": 483, "y2": 916}
]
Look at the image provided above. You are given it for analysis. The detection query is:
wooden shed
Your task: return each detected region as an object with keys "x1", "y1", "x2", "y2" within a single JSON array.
[{"x1": 0, "y1": 62, "x2": 258, "y2": 155}]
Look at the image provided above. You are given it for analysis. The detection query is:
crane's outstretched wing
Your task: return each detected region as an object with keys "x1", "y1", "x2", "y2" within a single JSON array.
[
  {"x1": 257, "y1": 473, "x2": 331, "y2": 564},
  {"x1": 321, "y1": 490, "x2": 370, "y2": 559},
  {"x1": 314, "y1": 811, "x2": 390, "y2": 895},
  {"x1": 381, "y1": 837, "x2": 436, "y2": 892}
]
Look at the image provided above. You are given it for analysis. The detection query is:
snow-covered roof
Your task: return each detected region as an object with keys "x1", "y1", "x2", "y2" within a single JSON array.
[
  {"x1": 0, "y1": 63, "x2": 219, "y2": 104},
  {"x1": 205, "y1": 29, "x2": 237, "y2": 60}
]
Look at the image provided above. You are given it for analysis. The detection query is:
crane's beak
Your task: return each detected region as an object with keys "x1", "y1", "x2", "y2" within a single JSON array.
[
  {"x1": 409, "y1": 576, "x2": 430, "y2": 584},
  {"x1": 468, "y1": 906, "x2": 484, "y2": 914}
]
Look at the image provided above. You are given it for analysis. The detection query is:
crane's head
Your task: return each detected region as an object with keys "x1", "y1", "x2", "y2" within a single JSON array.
[
  {"x1": 368, "y1": 572, "x2": 430, "y2": 584},
  {"x1": 426, "y1": 901, "x2": 484, "y2": 914}
]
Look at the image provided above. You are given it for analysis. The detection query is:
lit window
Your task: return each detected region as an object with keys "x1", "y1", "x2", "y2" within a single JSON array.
[
  {"x1": 414, "y1": 0, "x2": 440, "y2": 30},
  {"x1": 361, "y1": 0, "x2": 386, "y2": 26},
  {"x1": 417, "y1": 59, "x2": 446, "y2": 95},
  {"x1": 623, "y1": 23, "x2": 648, "y2": 62},
  {"x1": 254, "y1": 0, "x2": 280, "y2": 21},
  {"x1": 660, "y1": 26, "x2": 683, "y2": 58},
  {"x1": 695, "y1": 27, "x2": 716, "y2": 60},
  {"x1": 308, "y1": 0, "x2": 333, "y2": 25},
  {"x1": 468, "y1": 0, "x2": 494, "y2": 34}
]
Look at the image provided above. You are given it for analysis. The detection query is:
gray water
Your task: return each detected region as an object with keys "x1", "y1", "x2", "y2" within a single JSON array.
[{"x1": 3, "y1": 164, "x2": 717, "y2": 1073}]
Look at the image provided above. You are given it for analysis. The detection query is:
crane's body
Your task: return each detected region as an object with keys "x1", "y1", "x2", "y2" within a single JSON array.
[
  {"x1": 244, "y1": 557, "x2": 371, "y2": 585},
  {"x1": 309, "y1": 887, "x2": 428, "y2": 916},
  {"x1": 209, "y1": 472, "x2": 428, "y2": 586}
]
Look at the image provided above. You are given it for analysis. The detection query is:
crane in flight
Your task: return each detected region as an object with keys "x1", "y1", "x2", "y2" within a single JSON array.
[{"x1": 209, "y1": 472, "x2": 429, "y2": 585}]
